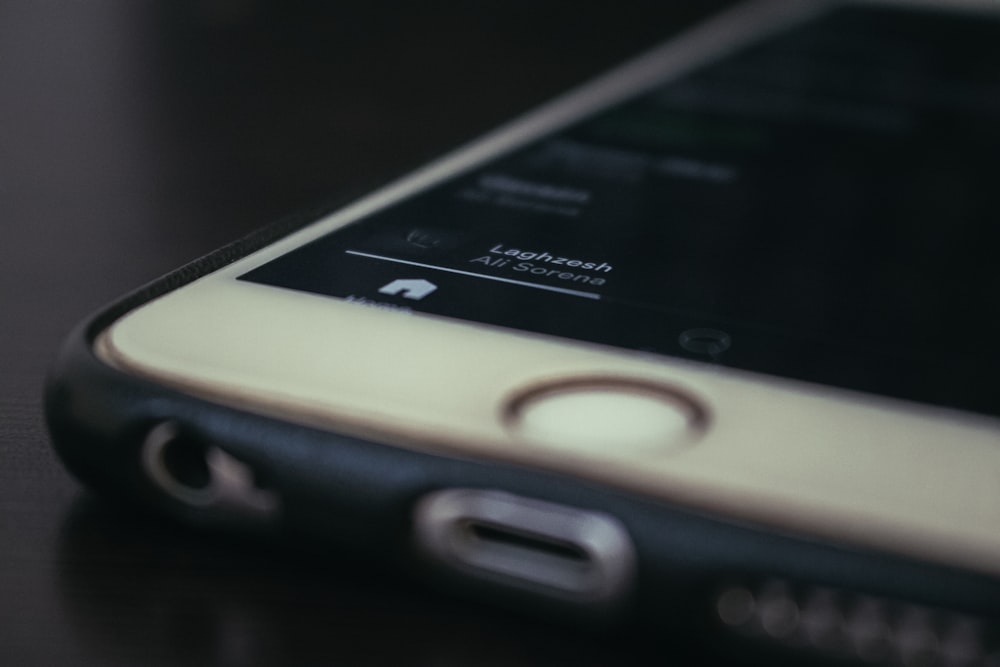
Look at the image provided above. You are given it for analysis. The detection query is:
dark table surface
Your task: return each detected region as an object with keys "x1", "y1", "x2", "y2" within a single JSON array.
[{"x1": 0, "y1": 2, "x2": 745, "y2": 664}]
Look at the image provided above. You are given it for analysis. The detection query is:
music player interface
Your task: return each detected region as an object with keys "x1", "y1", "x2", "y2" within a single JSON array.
[{"x1": 242, "y1": 6, "x2": 1000, "y2": 418}]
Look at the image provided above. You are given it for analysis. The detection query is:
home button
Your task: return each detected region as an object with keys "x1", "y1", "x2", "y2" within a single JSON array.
[{"x1": 505, "y1": 378, "x2": 706, "y2": 454}]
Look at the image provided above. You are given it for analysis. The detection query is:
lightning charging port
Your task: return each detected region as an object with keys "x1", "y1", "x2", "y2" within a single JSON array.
[
  {"x1": 414, "y1": 489, "x2": 635, "y2": 608},
  {"x1": 466, "y1": 521, "x2": 590, "y2": 563}
]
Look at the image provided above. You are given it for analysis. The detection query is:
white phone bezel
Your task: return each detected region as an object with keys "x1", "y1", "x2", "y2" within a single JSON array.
[{"x1": 99, "y1": 0, "x2": 1000, "y2": 577}]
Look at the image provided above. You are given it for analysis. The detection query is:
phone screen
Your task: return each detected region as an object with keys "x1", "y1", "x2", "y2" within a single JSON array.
[{"x1": 241, "y1": 5, "x2": 1000, "y2": 418}]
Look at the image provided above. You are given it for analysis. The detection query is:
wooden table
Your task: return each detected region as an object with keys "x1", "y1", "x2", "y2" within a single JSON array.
[{"x1": 0, "y1": 2, "x2": 737, "y2": 664}]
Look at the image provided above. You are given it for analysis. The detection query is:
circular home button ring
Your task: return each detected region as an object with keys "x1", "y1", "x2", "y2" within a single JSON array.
[{"x1": 504, "y1": 378, "x2": 708, "y2": 455}]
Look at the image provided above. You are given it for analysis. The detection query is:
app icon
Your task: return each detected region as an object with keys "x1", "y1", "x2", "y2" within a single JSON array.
[
  {"x1": 678, "y1": 328, "x2": 731, "y2": 358},
  {"x1": 378, "y1": 278, "x2": 438, "y2": 300}
]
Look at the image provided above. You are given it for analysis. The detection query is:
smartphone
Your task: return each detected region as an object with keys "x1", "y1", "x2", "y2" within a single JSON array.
[{"x1": 47, "y1": 0, "x2": 1000, "y2": 663}]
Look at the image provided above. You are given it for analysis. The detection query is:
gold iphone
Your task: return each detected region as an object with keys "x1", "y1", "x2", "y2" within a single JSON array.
[{"x1": 48, "y1": 0, "x2": 1000, "y2": 663}]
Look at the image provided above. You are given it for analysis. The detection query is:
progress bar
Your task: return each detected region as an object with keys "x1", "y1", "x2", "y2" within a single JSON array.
[{"x1": 345, "y1": 250, "x2": 602, "y2": 300}]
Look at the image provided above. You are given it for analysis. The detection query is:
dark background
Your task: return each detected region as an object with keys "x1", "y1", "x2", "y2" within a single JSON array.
[{"x1": 0, "y1": 2, "x2": 738, "y2": 665}]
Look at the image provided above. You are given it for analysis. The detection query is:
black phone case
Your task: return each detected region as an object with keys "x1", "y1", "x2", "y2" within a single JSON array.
[{"x1": 45, "y1": 208, "x2": 1000, "y2": 663}]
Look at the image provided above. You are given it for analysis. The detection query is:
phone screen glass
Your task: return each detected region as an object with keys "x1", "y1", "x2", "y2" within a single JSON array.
[{"x1": 241, "y1": 5, "x2": 1000, "y2": 418}]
